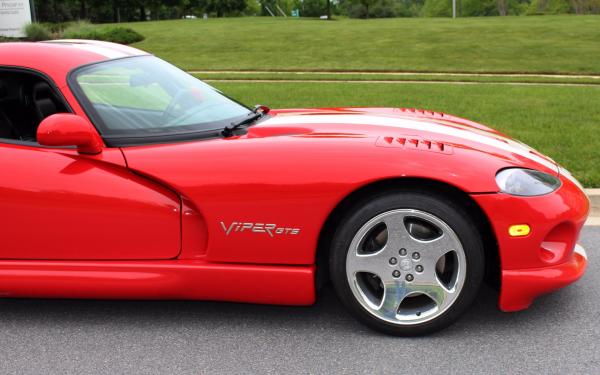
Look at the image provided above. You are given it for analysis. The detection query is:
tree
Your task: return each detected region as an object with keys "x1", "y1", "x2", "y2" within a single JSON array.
[
  {"x1": 460, "y1": 0, "x2": 498, "y2": 16},
  {"x1": 342, "y1": 0, "x2": 426, "y2": 18},
  {"x1": 363, "y1": 0, "x2": 378, "y2": 18},
  {"x1": 571, "y1": 0, "x2": 600, "y2": 14},
  {"x1": 79, "y1": 0, "x2": 87, "y2": 19},
  {"x1": 245, "y1": 0, "x2": 261, "y2": 15},
  {"x1": 137, "y1": 0, "x2": 147, "y2": 20},
  {"x1": 341, "y1": 0, "x2": 379, "y2": 18},
  {"x1": 498, "y1": 0, "x2": 509, "y2": 15},
  {"x1": 528, "y1": 0, "x2": 571, "y2": 14},
  {"x1": 421, "y1": 0, "x2": 452, "y2": 17},
  {"x1": 201, "y1": 0, "x2": 246, "y2": 17},
  {"x1": 292, "y1": 0, "x2": 330, "y2": 17}
]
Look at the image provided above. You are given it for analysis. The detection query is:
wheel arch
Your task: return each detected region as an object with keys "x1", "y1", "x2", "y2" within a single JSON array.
[{"x1": 315, "y1": 178, "x2": 500, "y2": 291}]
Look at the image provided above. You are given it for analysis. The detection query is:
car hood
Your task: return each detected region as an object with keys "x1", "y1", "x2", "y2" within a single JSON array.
[
  {"x1": 122, "y1": 107, "x2": 560, "y2": 205},
  {"x1": 249, "y1": 107, "x2": 559, "y2": 174}
]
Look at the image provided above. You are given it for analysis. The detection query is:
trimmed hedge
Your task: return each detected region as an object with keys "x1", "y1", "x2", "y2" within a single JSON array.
[
  {"x1": 22, "y1": 21, "x2": 144, "y2": 45},
  {"x1": 95, "y1": 27, "x2": 145, "y2": 44},
  {"x1": 63, "y1": 22, "x2": 144, "y2": 44}
]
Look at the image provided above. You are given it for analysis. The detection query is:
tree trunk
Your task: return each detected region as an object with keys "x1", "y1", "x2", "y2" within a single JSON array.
[
  {"x1": 140, "y1": 5, "x2": 146, "y2": 21},
  {"x1": 54, "y1": 1, "x2": 61, "y2": 22},
  {"x1": 571, "y1": 0, "x2": 587, "y2": 15},
  {"x1": 365, "y1": 4, "x2": 369, "y2": 19},
  {"x1": 327, "y1": 0, "x2": 331, "y2": 20},
  {"x1": 80, "y1": 0, "x2": 87, "y2": 19},
  {"x1": 113, "y1": 1, "x2": 119, "y2": 23},
  {"x1": 498, "y1": 0, "x2": 508, "y2": 16}
]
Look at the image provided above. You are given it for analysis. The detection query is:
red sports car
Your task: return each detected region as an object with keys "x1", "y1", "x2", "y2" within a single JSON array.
[{"x1": 0, "y1": 40, "x2": 588, "y2": 336}]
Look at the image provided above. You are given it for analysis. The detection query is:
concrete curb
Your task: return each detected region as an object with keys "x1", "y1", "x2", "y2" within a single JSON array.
[
  {"x1": 586, "y1": 217, "x2": 600, "y2": 226},
  {"x1": 586, "y1": 189, "x2": 600, "y2": 226}
]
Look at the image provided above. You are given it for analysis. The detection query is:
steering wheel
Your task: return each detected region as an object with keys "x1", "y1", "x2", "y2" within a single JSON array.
[{"x1": 161, "y1": 89, "x2": 190, "y2": 122}]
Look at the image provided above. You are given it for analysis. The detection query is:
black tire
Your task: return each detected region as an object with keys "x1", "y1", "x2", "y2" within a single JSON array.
[{"x1": 329, "y1": 189, "x2": 485, "y2": 336}]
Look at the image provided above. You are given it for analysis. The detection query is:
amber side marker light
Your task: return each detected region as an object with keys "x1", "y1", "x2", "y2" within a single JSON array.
[{"x1": 509, "y1": 224, "x2": 531, "y2": 237}]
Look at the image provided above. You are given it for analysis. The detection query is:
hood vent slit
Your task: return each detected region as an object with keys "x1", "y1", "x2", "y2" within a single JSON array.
[{"x1": 376, "y1": 136, "x2": 453, "y2": 155}]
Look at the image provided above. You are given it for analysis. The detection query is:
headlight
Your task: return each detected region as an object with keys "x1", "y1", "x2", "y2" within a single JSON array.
[{"x1": 496, "y1": 168, "x2": 561, "y2": 196}]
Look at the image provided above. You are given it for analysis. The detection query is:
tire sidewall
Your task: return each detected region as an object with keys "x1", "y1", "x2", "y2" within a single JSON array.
[{"x1": 330, "y1": 190, "x2": 485, "y2": 336}]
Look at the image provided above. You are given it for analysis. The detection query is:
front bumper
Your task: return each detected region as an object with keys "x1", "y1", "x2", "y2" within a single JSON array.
[
  {"x1": 472, "y1": 174, "x2": 589, "y2": 312},
  {"x1": 499, "y1": 244, "x2": 587, "y2": 311}
]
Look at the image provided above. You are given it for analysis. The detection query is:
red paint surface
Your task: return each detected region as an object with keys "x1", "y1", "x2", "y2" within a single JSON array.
[
  {"x1": 0, "y1": 143, "x2": 181, "y2": 260},
  {"x1": 474, "y1": 175, "x2": 589, "y2": 311},
  {"x1": 0, "y1": 260, "x2": 316, "y2": 305}
]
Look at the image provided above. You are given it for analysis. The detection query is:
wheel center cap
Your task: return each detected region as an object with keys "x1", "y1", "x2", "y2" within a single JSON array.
[{"x1": 400, "y1": 258, "x2": 412, "y2": 271}]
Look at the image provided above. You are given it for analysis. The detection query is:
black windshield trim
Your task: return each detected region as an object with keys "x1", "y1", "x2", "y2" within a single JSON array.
[
  {"x1": 103, "y1": 129, "x2": 223, "y2": 147},
  {"x1": 67, "y1": 55, "x2": 251, "y2": 147},
  {"x1": 103, "y1": 113, "x2": 271, "y2": 147}
]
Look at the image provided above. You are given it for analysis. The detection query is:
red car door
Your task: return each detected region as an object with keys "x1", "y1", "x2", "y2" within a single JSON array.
[{"x1": 0, "y1": 143, "x2": 181, "y2": 260}]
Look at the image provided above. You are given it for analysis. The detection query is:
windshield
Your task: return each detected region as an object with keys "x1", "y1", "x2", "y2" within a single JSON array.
[{"x1": 70, "y1": 55, "x2": 250, "y2": 141}]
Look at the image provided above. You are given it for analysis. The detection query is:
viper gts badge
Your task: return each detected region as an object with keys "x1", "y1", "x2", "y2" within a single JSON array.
[{"x1": 220, "y1": 221, "x2": 301, "y2": 237}]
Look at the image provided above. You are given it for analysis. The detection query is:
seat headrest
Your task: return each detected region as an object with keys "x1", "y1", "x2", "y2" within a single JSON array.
[
  {"x1": 35, "y1": 98, "x2": 57, "y2": 120},
  {"x1": 32, "y1": 81, "x2": 54, "y2": 100}
]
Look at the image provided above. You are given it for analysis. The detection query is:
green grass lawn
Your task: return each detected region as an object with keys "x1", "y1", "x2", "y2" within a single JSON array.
[
  {"x1": 126, "y1": 16, "x2": 600, "y2": 74},
  {"x1": 211, "y1": 81, "x2": 600, "y2": 187}
]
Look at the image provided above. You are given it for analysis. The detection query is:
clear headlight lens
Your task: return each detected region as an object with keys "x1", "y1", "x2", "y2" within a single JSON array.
[{"x1": 496, "y1": 168, "x2": 561, "y2": 196}]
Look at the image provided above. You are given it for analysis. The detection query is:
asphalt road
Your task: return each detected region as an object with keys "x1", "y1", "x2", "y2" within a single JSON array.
[{"x1": 0, "y1": 229, "x2": 598, "y2": 375}]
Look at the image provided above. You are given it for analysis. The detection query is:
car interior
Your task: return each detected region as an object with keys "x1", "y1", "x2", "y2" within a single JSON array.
[{"x1": 0, "y1": 71, "x2": 69, "y2": 142}]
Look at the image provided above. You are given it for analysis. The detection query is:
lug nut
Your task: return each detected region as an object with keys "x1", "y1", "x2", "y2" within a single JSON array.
[
  {"x1": 399, "y1": 248, "x2": 407, "y2": 256},
  {"x1": 392, "y1": 270, "x2": 401, "y2": 278},
  {"x1": 389, "y1": 257, "x2": 398, "y2": 265},
  {"x1": 416, "y1": 265, "x2": 424, "y2": 273},
  {"x1": 412, "y1": 252, "x2": 420, "y2": 260},
  {"x1": 406, "y1": 274, "x2": 414, "y2": 282}
]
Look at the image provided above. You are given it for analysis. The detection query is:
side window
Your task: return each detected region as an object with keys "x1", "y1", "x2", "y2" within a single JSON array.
[{"x1": 0, "y1": 70, "x2": 69, "y2": 142}]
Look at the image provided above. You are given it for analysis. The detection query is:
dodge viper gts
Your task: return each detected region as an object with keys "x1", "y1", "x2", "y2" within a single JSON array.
[{"x1": 0, "y1": 40, "x2": 588, "y2": 336}]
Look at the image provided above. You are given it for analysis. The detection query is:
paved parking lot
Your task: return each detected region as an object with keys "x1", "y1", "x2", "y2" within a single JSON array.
[{"x1": 0, "y1": 228, "x2": 598, "y2": 374}]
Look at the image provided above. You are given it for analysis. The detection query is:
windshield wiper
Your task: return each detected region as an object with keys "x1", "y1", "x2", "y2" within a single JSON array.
[{"x1": 222, "y1": 105, "x2": 270, "y2": 137}]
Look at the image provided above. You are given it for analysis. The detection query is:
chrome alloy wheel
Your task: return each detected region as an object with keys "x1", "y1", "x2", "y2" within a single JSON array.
[{"x1": 346, "y1": 209, "x2": 467, "y2": 325}]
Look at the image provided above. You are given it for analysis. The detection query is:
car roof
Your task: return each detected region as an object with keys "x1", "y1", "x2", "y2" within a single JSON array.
[{"x1": 0, "y1": 40, "x2": 148, "y2": 86}]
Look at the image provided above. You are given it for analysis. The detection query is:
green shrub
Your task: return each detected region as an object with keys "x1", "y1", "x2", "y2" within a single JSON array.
[
  {"x1": 347, "y1": 0, "x2": 422, "y2": 19},
  {"x1": 371, "y1": 1, "x2": 399, "y2": 18},
  {"x1": 63, "y1": 21, "x2": 144, "y2": 44},
  {"x1": 97, "y1": 27, "x2": 145, "y2": 44},
  {"x1": 42, "y1": 22, "x2": 72, "y2": 34},
  {"x1": 421, "y1": 0, "x2": 452, "y2": 17},
  {"x1": 460, "y1": 0, "x2": 499, "y2": 16},
  {"x1": 527, "y1": 0, "x2": 572, "y2": 14},
  {"x1": 63, "y1": 21, "x2": 101, "y2": 39},
  {"x1": 23, "y1": 23, "x2": 52, "y2": 41}
]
